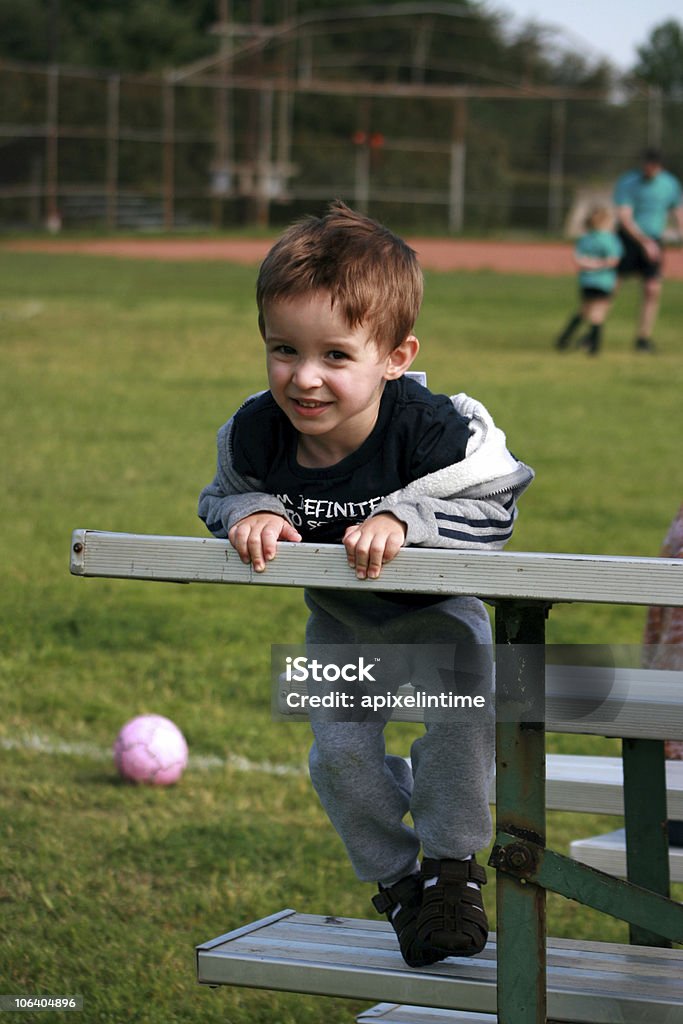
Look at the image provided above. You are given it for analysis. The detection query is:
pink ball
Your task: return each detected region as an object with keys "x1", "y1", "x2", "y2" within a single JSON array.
[{"x1": 114, "y1": 714, "x2": 188, "y2": 785}]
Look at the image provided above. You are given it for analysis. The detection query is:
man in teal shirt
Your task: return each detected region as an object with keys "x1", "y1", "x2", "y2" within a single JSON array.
[{"x1": 614, "y1": 148, "x2": 683, "y2": 351}]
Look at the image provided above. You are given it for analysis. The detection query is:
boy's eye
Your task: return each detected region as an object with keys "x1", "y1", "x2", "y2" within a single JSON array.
[
  {"x1": 272, "y1": 344, "x2": 296, "y2": 355},
  {"x1": 328, "y1": 350, "x2": 349, "y2": 361}
]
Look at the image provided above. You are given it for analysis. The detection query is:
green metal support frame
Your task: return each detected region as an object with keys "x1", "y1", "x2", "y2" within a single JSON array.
[
  {"x1": 493, "y1": 601, "x2": 549, "y2": 1024},
  {"x1": 490, "y1": 600, "x2": 679, "y2": 1024},
  {"x1": 622, "y1": 737, "x2": 671, "y2": 946},
  {"x1": 491, "y1": 831, "x2": 683, "y2": 943}
]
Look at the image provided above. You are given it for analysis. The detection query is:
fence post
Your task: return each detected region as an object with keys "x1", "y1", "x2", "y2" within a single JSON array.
[
  {"x1": 255, "y1": 86, "x2": 274, "y2": 228},
  {"x1": 277, "y1": 89, "x2": 294, "y2": 186},
  {"x1": 548, "y1": 99, "x2": 565, "y2": 235},
  {"x1": 106, "y1": 74, "x2": 120, "y2": 231},
  {"x1": 163, "y1": 76, "x2": 175, "y2": 231},
  {"x1": 353, "y1": 98, "x2": 371, "y2": 215},
  {"x1": 45, "y1": 65, "x2": 60, "y2": 232},
  {"x1": 213, "y1": 0, "x2": 234, "y2": 229},
  {"x1": 448, "y1": 98, "x2": 467, "y2": 234}
]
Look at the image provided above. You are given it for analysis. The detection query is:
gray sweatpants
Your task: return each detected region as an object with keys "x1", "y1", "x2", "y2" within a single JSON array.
[{"x1": 304, "y1": 588, "x2": 495, "y2": 887}]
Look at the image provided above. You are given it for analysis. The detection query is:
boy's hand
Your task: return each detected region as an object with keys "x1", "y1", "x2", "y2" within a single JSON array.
[
  {"x1": 228, "y1": 513, "x2": 302, "y2": 572},
  {"x1": 343, "y1": 513, "x2": 407, "y2": 580}
]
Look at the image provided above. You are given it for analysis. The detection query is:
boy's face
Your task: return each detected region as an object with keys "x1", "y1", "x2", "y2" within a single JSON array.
[{"x1": 262, "y1": 291, "x2": 417, "y2": 463}]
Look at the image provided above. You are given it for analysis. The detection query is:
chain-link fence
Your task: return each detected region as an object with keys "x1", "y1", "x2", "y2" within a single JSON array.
[{"x1": 1, "y1": 58, "x2": 681, "y2": 235}]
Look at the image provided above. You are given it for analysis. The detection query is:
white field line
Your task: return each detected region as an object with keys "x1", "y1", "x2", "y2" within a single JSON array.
[{"x1": 0, "y1": 732, "x2": 307, "y2": 777}]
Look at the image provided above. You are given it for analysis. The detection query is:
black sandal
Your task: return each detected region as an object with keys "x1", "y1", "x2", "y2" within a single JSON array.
[
  {"x1": 416, "y1": 857, "x2": 488, "y2": 957},
  {"x1": 372, "y1": 874, "x2": 447, "y2": 968}
]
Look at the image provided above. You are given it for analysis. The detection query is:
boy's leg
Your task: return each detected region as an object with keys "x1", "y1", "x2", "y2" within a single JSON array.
[
  {"x1": 305, "y1": 598, "x2": 420, "y2": 884},
  {"x1": 554, "y1": 310, "x2": 582, "y2": 349},
  {"x1": 577, "y1": 296, "x2": 611, "y2": 354},
  {"x1": 309, "y1": 720, "x2": 420, "y2": 884},
  {"x1": 393, "y1": 598, "x2": 493, "y2": 957},
  {"x1": 410, "y1": 719, "x2": 494, "y2": 860},
  {"x1": 401, "y1": 602, "x2": 495, "y2": 859}
]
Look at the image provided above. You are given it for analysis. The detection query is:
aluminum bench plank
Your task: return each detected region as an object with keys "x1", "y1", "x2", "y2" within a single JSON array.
[
  {"x1": 70, "y1": 531, "x2": 683, "y2": 606},
  {"x1": 539, "y1": 755, "x2": 683, "y2": 816},
  {"x1": 570, "y1": 828, "x2": 683, "y2": 882},
  {"x1": 196, "y1": 910, "x2": 683, "y2": 1022}
]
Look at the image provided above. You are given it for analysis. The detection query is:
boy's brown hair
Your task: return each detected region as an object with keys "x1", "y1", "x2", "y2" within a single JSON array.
[{"x1": 256, "y1": 200, "x2": 423, "y2": 350}]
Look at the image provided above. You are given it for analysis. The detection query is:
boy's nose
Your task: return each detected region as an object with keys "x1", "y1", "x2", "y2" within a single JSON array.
[{"x1": 292, "y1": 360, "x2": 323, "y2": 389}]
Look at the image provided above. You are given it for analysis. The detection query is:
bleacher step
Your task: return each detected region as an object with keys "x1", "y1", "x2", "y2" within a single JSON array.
[
  {"x1": 357, "y1": 1004, "x2": 495, "y2": 1023},
  {"x1": 570, "y1": 828, "x2": 683, "y2": 882},
  {"x1": 196, "y1": 909, "x2": 683, "y2": 1022},
  {"x1": 277, "y1": 664, "x2": 683, "y2": 741}
]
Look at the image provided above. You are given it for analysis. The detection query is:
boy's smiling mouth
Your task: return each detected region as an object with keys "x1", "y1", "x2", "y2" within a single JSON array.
[{"x1": 290, "y1": 397, "x2": 332, "y2": 413}]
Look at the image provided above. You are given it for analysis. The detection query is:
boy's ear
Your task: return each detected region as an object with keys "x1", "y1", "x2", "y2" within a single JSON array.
[{"x1": 384, "y1": 334, "x2": 420, "y2": 379}]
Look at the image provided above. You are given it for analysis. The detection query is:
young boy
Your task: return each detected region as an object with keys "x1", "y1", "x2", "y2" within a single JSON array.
[
  {"x1": 198, "y1": 201, "x2": 533, "y2": 968},
  {"x1": 554, "y1": 206, "x2": 623, "y2": 355}
]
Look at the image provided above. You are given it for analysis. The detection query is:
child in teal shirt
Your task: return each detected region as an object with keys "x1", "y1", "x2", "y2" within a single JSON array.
[{"x1": 554, "y1": 206, "x2": 624, "y2": 355}]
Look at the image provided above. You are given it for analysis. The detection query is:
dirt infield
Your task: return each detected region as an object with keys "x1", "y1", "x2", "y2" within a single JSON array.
[{"x1": 5, "y1": 236, "x2": 683, "y2": 278}]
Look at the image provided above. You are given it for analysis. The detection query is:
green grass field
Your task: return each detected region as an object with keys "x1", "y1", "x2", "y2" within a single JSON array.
[{"x1": 1, "y1": 251, "x2": 681, "y2": 1022}]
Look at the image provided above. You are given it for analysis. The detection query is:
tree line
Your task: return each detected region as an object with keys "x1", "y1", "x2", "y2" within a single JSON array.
[{"x1": 1, "y1": 0, "x2": 680, "y2": 97}]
